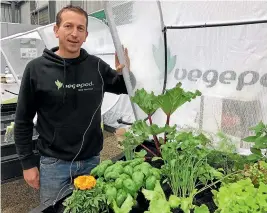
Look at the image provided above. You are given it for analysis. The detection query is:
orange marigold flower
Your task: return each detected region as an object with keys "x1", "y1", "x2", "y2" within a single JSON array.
[{"x1": 74, "y1": 175, "x2": 97, "y2": 190}]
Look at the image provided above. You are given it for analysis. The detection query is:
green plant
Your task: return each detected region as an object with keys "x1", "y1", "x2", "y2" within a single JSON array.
[
  {"x1": 206, "y1": 131, "x2": 250, "y2": 175},
  {"x1": 112, "y1": 194, "x2": 135, "y2": 213},
  {"x1": 215, "y1": 131, "x2": 237, "y2": 153},
  {"x1": 207, "y1": 150, "x2": 249, "y2": 176},
  {"x1": 90, "y1": 158, "x2": 161, "y2": 212},
  {"x1": 224, "y1": 161, "x2": 267, "y2": 187},
  {"x1": 123, "y1": 83, "x2": 201, "y2": 156},
  {"x1": 243, "y1": 121, "x2": 267, "y2": 161},
  {"x1": 142, "y1": 181, "x2": 209, "y2": 213},
  {"x1": 63, "y1": 185, "x2": 108, "y2": 213},
  {"x1": 159, "y1": 132, "x2": 223, "y2": 198},
  {"x1": 212, "y1": 178, "x2": 267, "y2": 213},
  {"x1": 242, "y1": 161, "x2": 267, "y2": 187}
]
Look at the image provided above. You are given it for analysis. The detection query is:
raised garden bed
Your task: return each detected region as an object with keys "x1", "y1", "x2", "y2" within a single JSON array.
[{"x1": 30, "y1": 84, "x2": 267, "y2": 213}]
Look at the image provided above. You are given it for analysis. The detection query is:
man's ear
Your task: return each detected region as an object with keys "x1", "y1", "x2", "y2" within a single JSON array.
[
  {"x1": 84, "y1": 31, "x2": 88, "y2": 42},
  {"x1": 54, "y1": 25, "x2": 59, "y2": 38}
]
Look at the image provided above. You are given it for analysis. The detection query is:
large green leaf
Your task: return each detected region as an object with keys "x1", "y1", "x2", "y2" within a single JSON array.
[
  {"x1": 123, "y1": 131, "x2": 147, "y2": 147},
  {"x1": 250, "y1": 148, "x2": 262, "y2": 156},
  {"x1": 150, "y1": 124, "x2": 166, "y2": 135},
  {"x1": 112, "y1": 194, "x2": 134, "y2": 213},
  {"x1": 254, "y1": 139, "x2": 267, "y2": 149},
  {"x1": 155, "y1": 83, "x2": 201, "y2": 115},
  {"x1": 247, "y1": 154, "x2": 261, "y2": 161},
  {"x1": 250, "y1": 121, "x2": 266, "y2": 135},
  {"x1": 255, "y1": 136, "x2": 267, "y2": 145},
  {"x1": 242, "y1": 136, "x2": 258, "y2": 143},
  {"x1": 131, "y1": 120, "x2": 151, "y2": 136},
  {"x1": 194, "y1": 205, "x2": 210, "y2": 213},
  {"x1": 131, "y1": 120, "x2": 167, "y2": 136},
  {"x1": 131, "y1": 89, "x2": 159, "y2": 115}
]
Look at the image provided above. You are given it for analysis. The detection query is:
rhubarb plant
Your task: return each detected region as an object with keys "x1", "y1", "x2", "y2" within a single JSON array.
[
  {"x1": 124, "y1": 83, "x2": 201, "y2": 157},
  {"x1": 155, "y1": 83, "x2": 201, "y2": 126}
]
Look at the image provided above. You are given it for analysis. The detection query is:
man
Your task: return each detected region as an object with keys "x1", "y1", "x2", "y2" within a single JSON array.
[{"x1": 14, "y1": 5, "x2": 132, "y2": 205}]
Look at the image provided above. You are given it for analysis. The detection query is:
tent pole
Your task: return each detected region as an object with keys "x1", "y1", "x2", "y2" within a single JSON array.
[
  {"x1": 104, "y1": 1, "x2": 138, "y2": 121},
  {"x1": 162, "y1": 27, "x2": 168, "y2": 94},
  {"x1": 166, "y1": 19, "x2": 267, "y2": 29},
  {"x1": 0, "y1": 47, "x2": 21, "y2": 87},
  {"x1": 157, "y1": 1, "x2": 165, "y2": 31},
  {"x1": 157, "y1": 1, "x2": 168, "y2": 94}
]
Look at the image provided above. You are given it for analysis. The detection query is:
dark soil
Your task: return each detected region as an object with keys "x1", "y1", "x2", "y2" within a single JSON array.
[{"x1": 159, "y1": 179, "x2": 220, "y2": 213}]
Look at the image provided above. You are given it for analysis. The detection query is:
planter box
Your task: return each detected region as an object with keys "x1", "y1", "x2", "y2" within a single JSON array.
[
  {"x1": 1, "y1": 103, "x2": 41, "y2": 183},
  {"x1": 30, "y1": 140, "x2": 221, "y2": 213},
  {"x1": 29, "y1": 141, "x2": 155, "y2": 213}
]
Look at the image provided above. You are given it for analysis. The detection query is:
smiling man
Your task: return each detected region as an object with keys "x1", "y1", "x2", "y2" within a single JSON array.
[{"x1": 14, "y1": 5, "x2": 132, "y2": 205}]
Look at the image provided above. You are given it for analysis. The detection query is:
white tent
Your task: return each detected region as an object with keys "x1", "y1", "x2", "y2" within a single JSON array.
[
  {"x1": 1, "y1": 1, "x2": 267, "y2": 153},
  {"x1": 103, "y1": 0, "x2": 267, "y2": 152},
  {"x1": 0, "y1": 16, "x2": 135, "y2": 128}
]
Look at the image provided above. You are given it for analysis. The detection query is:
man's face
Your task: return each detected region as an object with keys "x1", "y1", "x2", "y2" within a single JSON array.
[{"x1": 54, "y1": 10, "x2": 88, "y2": 54}]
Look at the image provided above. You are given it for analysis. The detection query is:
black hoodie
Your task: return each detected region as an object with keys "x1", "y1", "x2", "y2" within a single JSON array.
[{"x1": 14, "y1": 47, "x2": 130, "y2": 170}]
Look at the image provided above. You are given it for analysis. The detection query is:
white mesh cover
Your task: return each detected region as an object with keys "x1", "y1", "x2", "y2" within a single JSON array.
[
  {"x1": 0, "y1": 31, "x2": 45, "y2": 80},
  {"x1": 105, "y1": 1, "x2": 165, "y2": 120},
  {"x1": 105, "y1": 0, "x2": 267, "y2": 151},
  {"x1": 0, "y1": 17, "x2": 124, "y2": 118}
]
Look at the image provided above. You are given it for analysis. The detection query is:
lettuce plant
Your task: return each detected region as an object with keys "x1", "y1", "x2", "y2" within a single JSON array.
[
  {"x1": 142, "y1": 181, "x2": 210, "y2": 213},
  {"x1": 212, "y1": 178, "x2": 267, "y2": 213}
]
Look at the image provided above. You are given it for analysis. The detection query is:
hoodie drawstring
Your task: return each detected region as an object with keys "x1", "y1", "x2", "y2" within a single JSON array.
[
  {"x1": 63, "y1": 60, "x2": 66, "y2": 104},
  {"x1": 74, "y1": 68, "x2": 77, "y2": 109}
]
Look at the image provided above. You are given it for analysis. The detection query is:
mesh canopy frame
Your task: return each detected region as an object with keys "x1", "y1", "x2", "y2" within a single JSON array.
[
  {"x1": 0, "y1": 17, "x2": 125, "y2": 117},
  {"x1": 104, "y1": 0, "x2": 267, "y2": 152}
]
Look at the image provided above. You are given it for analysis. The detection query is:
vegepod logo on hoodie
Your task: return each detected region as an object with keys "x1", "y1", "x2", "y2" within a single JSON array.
[{"x1": 55, "y1": 80, "x2": 94, "y2": 91}]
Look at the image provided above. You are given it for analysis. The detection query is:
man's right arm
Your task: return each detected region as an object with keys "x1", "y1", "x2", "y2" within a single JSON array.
[{"x1": 14, "y1": 62, "x2": 38, "y2": 170}]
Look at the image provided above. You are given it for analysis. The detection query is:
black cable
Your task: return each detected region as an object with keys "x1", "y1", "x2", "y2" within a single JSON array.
[
  {"x1": 117, "y1": 118, "x2": 133, "y2": 125},
  {"x1": 4, "y1": 90, "x2": 19, "y2": 96},
  {"x1": 162, "y1": 26, "x2": 168, "y2": 94}
]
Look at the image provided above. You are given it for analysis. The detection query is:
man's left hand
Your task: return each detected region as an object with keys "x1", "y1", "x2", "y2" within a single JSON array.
[{"x1": 115, "y1": 46, "x2": 130, "y2": 73}]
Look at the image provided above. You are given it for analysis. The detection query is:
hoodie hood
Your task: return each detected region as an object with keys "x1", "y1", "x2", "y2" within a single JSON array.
[
  {"x1": 43, "y1": 47, "x2": 89, "y2": 65},
  {"x1": 42, "y1": 47, "x2": 89, "y2": 106}
]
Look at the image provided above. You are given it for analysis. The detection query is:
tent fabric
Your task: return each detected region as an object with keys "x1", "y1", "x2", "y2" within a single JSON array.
[
  {"x1": 104, "y1": 1, "x2": 267, "y2": 152},
  {"x1": 0, "y1": 17, "x2": 131, "y2": 126},
  {"x1": 1, "y1": 1, "x2": 267, "y2": 152},
  {"x1": 161, "y1": 1, "x2": 267, "y2": 26}
]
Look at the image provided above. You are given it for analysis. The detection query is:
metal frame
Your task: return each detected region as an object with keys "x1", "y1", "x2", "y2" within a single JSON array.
[
  {"x1": 164, "y1": 19, "x2": 267, "y2": 131},
  {"x1": 104, "y1": 1, "x2": 138, "y2": 121},
  {"x1": 0, "y1": 47, "x2": 21, "y2": 86},
  {"x1": 166, "y1": 19, "x2": 267, "y2": 29}
]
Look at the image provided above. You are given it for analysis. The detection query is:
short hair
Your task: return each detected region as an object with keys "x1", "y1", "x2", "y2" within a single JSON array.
[{"x1": 56, "y1": 5, "x2": 88, "y2": 29}]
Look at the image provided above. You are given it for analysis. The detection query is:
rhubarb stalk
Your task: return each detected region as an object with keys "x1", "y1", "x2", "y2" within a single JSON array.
[
  {"x1": 164, "y1": 113, "x2": 171, "y2": 144},
  {"x1": 140, "y1": 144, "x2": 157, "y2": 157},
  {"x1": 148, "y1": 114, "x2": 161, "y2": 156}
]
